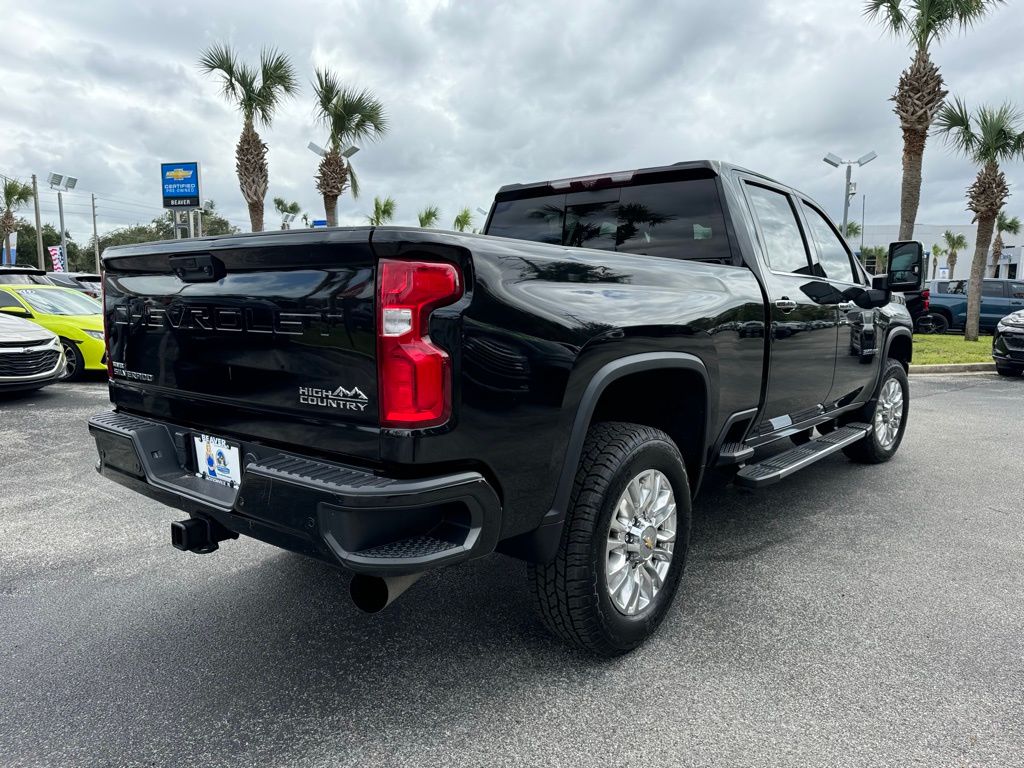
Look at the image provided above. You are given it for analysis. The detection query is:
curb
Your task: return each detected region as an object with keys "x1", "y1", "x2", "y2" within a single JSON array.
[{"x1": 909, "y1": 362, "x2": 996, "y2": 374}]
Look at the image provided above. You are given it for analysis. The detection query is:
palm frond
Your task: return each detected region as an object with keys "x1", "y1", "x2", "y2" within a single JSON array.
[
  {"x1": 347, "y1": 163, "x2": 360, "y2": 199},
  {"x1": 452, "y1": 207, "x2": 473, "y2": 232},
  {"x1": 312, "y1": 70, "x2": 389, "y2": 150},
  {"x1": 198, "y1": 42, "x2": 242, "y2": 103},
  {"x1": 417, "y1": 205, "x2": 441, "y2": 228},
  {"x1": 936, "y1": 96, "x2": 979, "y2": 157},
  {"x1": 865, "y1": 0, "x2": 1005, "y2": 50},
  {"x1": 938, "y1": 97, "x2": 1024, "y2": 164},
  {"x1": 997, "y1": 210, "x2": 1021, "y2": 235},
  {"x1": 2, "y1": 178, "x2": 34, "y2": 209},
  {"x1": 253, "y1": 47, "x2": 300, "y2": 126}
]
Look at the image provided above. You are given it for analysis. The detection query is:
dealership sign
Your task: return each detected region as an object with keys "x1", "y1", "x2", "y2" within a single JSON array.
[{"x1": 160, "y1": 162, "x2": 201, "y2": 208}]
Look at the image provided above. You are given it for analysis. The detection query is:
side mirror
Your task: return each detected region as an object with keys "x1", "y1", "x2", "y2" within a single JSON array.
[
  {"x1": 842, "y1": 286, "x2": 891, "y2": 309},
  {"x1": 0, "y1": 306, "x2": 31, "y2": 318},
  {"x1": 887, "y1": 241, "x2": 925, "y2": 292}
]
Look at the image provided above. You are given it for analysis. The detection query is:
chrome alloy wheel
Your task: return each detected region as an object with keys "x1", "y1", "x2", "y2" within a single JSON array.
[
  {"x1": 874, "y1": 377, "x2": 904, "y2": 449},
  {"x1": 605, "y1": 469, "x2": 677, "y2": 616},
  {"x1": 60, "y1": 341, "x2": 77, "y2": 380}
]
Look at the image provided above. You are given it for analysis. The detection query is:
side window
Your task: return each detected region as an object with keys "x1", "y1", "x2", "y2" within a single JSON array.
[
  {"x1": 947, "y1": 280, "x2": 967, "y2": 295},
  {"x1": 801, "y1": 203, "x2": 857, "y2": 283},
  {"x1": 982, "y1": 281, "x2": 1005, "y2": 297},
  {"x1": 1009, "y1": 282, "x2": 1024, "y2": 299},
  {"x1": 0, "y1": 291, "x2": 23, "y2": 309},
  {"x1": 746, "y1": 185, "x2": 812, "y2": 275}
]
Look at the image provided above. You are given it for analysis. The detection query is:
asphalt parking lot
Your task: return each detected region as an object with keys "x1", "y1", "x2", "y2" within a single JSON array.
[{"x1": 1, "y1": 374, "x2": 1022, "y2": 767}]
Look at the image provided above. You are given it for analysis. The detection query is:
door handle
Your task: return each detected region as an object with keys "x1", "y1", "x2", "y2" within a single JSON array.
[{"x1": 774, "y1": 298, "x2": 797, "y2": 314}]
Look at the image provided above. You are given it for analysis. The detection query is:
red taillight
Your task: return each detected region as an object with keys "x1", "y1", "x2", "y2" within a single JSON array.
[
  {"x1": 101, "y1": 272, "x2": 113, "y2": 379},
  {"x1": 377, "y1": 259, "x2": 463, "y2": 428},
  {"x1": 922, "y1": 288, "x2": 930, "y2": 312}
]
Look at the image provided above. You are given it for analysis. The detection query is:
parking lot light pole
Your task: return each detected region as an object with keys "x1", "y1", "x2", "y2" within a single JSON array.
[
  {"x1": 47, "y1": 172, "x2": 78, "y2": 271},
  {"x1": 822, "y1": 151, "x2": 876, "y2": 239}
]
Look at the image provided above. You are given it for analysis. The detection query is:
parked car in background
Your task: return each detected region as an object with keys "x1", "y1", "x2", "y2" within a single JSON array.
[
  {"x1": 993, "y1": 309, "x2": 1024, "y2": 376},
  {"x1": 45, "y1": 272, "x2": 102, "y2": 299},
  {"x1": 0, "y1": 265, "x2": 52, "y2": 285},
  {"x1": 926, "y1": 278, "x2": 1024, "y2": 333},
  {"x1": 0, "y1": 285, "x2": 104, "y2": 380},
  {"x1": 0, "y1": 311, "x2": 65, "y2": 392}
]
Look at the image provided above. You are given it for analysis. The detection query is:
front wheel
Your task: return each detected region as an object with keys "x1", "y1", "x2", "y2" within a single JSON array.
[
  {"x1": 59, "y1": 339, "x2": 84, "y2": 381},
  {"x1": 528, "y1": 422, "x2": 692, "y2": 656},
  {"x1": 843, "y1": 359, "x2": 909, "y2": 464}
]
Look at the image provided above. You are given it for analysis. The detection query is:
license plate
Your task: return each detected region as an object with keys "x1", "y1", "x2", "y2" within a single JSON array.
[{"x1": 193, "y1": 433, "x2": 242, "y2": 488}]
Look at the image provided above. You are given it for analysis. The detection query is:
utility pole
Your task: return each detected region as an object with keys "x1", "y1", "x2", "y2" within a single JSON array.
[
  {"x1": 841, "y1": 164, "x2": 852, "y2": 238},
  {"x1": 91, "y1": 193, "x2": 100, "y2": 273},
  {"x1": 32, "y1": 174, "x2": 44, "y2": 270},
  {"x1": 57, "y1": 192, "x2": 68, "y2": 271},
  {"x1": 860, "y1": 195, "x2": 866, "y2": 251}
]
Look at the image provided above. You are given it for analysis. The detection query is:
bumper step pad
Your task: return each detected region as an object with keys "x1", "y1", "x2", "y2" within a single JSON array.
[{"x1": 734, "y1": 423, "x2": 871, "y2": 488}]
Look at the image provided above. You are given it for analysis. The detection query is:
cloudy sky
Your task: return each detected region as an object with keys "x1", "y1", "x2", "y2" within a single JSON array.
[{"x1": 2, "y1": 0, "x2": 1023, "y2": 244}]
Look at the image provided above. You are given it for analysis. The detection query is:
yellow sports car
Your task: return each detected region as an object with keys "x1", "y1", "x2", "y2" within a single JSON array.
[{"x1": 0, "y1": 284, "x2": 105, "y2": 380}]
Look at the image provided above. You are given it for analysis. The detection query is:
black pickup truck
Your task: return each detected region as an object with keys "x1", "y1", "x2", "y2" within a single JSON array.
[{"x1": 89, "y1": 161, "x2": 924, "y2": 655}]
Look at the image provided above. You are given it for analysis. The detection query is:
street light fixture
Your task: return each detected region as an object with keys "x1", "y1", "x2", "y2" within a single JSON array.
[
  {"x1": 47, "y1": 172, "x2": 78, "y2": 271},
  {"x1": 822, "y1": 151, "x2": 877, "y2": 238},
  {"x1": 307, "y1": 142, "x2": 360, "y2": 158}
]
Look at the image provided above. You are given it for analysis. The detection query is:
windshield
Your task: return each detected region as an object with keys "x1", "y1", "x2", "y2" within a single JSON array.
[
  {"x1": 15, "y1": 288, "x2": 101, "y2": 316},
  {"x1": 0, "y1": 273, "x2": 49, "y2": 284}
]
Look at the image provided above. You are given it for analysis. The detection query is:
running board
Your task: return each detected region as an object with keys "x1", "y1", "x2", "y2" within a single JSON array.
[{"x1": 733, "y1": 423, "x2": 871, "y2": 488}]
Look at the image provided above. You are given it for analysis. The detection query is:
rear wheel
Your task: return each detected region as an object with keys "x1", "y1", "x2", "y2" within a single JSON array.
[
  {"x1": 996, "y1": 363, "x2": 1024, "y2": 377},
  {"x1": 843, "y1": 359, "x2": 909, "y2": 464},
  {"x1": 927, "y1": 313, "x2": 950, "y2": 334},
  {"x1": 59, "y1": 339, "x2": 84, "y2": 381},
  {"x1": 528, "y1": 422, "x2": 691, "y2": 656}
]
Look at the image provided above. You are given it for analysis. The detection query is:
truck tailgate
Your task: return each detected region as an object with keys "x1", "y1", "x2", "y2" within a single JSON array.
[{"x1": 103, "y1": 229, "x2": 381, "y2": 461}]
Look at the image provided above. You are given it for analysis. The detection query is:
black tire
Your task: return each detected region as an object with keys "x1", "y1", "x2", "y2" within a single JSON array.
[
  {"x1": 927, "y1": 313, "x2": 950, "y2": 334},
  {"x1": 843, "y1": 359, "x2": 909, "y2": 464},
  {"x1": 996, "y1": 363, "x2": 1024, "y2": 377},
  {"x1": 528, "y1": 422, "x2": 692, "y2": 656},
  {"x1": 59, "y1": 339, "x2": 84, "y2": 381}
]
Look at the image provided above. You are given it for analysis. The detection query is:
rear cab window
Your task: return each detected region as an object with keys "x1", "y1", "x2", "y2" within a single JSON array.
[{"x1": 486, "y1": 174, "x2": 734, "y2": 264}]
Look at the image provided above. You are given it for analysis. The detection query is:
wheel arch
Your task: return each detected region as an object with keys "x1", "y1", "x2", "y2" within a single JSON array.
[
  {"x1": 885, "y1": 327, "x2": 913, "y2": 372},
  {"x1": 498, "y1": 352, "x2": 712, "y2": 564}
]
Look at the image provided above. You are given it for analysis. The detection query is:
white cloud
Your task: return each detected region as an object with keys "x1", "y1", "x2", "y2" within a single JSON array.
[{"x1": 2, "y1": 0, "x2": 1022, "y2": 243}]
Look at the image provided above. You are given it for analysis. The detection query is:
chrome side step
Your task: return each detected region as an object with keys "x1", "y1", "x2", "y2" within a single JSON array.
[
  {"x1": 733, "y1": 423, "x2": 871, "y2": 488},
  {"x1": 716, "y1": 441, "x2": 755, "y2": 466}
]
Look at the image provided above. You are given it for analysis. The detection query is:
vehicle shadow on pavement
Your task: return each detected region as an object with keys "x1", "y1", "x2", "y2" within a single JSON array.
[{"x1": 7, "y1": 454, "x2": 875, "y2": 765}]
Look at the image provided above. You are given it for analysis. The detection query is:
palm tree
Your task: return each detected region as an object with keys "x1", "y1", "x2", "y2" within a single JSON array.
[
  {"x1": 864, "y1": 0, "x2": 1004, "y2": 241},
  {"x1": 936, "y1": 99, "x2": 1024, "y2": 341},
  {"x1": 991, "y1": 210, "x2": 1021, "y2": 276},
  {"x1": 930, "y1": 242, "x2": 947, "y2": 279},
  {"x1": 272, "y1": 196, "x2": 301, "y2": 229},
  {"x1": 1, "y1": 178, "x2": 33, "y2": 264},
  {"x1": 312, "y1": 69, "x2": 388, "y2": 227},
  {"x1": 366, "y1": 196, "x2": 396, "y2": 226},
  {"x1": 452, "y1": 207, "x2": 473, "y2": 232},
  {"x1": 942, "y1": 230, "x2": 967, "y2": 279},
  {"x1": 842, "y1": 220, "x2": 862, "y2": 240},
  {"x1": 198, "y1": 44, "x2": 299, "y2": 233},
  {"x1": 417, "y1": 205, "x2": 440, "y2": 228}
]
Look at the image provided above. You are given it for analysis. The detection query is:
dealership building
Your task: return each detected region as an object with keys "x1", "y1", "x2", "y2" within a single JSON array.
[{"x1": 859, "y1": 224, "x2": 1020, "y2": 280}]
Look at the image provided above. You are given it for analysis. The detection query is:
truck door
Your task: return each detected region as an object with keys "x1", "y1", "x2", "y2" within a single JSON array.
[
  {"x1": 743, "y1": 182, "x2": 838, "y2": 431},
  {"x1": 798, "y1": 200, "x2": 878, "y2": 407},
  {"x1": 981, "y1": 280, "x2": 1009, "y2": 329}
]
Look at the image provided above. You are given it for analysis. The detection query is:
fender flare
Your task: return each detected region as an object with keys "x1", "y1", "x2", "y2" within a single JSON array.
[{"x1": 499, "y1": 352, "x2": 712, "y2": 564}]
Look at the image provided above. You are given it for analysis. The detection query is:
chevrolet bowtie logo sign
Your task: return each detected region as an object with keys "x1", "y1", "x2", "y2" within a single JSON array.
[{"x1": 165, "y1": 168, "x2": 194, "y2": 181}]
